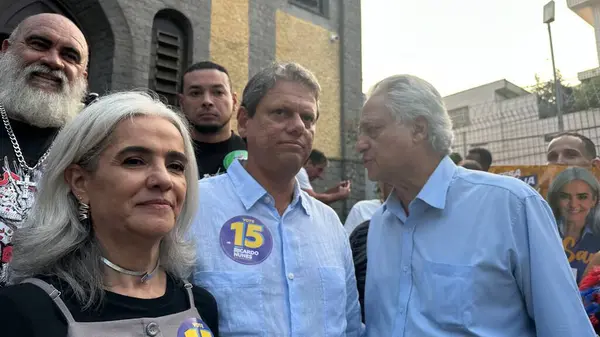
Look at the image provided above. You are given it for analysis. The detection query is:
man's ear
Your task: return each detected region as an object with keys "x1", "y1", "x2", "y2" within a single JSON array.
[
  {"x1": 64, "y1": 164, "x2": 90, "y2": 204},
  {"x1": 237, "y1": 106, "x2": 249, "y2": 139},
  {"x1": 232, "y1": 92, "x2": 238, "y2": 111},
  {"x1": 178, "y1": 93, "x2": 185, "y2": 109},
  {"x1": 411, "y1": 116, "x2": 428, "y2": 144},
  {"x1": 1, "y1": 39, "x2": 10, "y2": 52}
]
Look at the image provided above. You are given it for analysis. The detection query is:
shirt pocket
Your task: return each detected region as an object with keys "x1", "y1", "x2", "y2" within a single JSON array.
[
  {"x1": 319, "y1": 267, "x2": 348, "y2": 337},
  {"x1": 417, "y1": 259, "x2": 474, "y2": 328},
  {"x1": 194, "y1": 271, "x2": 265, "y2": 336}
]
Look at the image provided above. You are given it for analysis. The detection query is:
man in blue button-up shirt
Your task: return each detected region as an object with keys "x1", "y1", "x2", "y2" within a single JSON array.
[
  {"x1": 192, "y1": 62, "x2": 363, "y2": 337},
  {"x1": 357, "y1": 74, "x2": 595, "y2": 337}
]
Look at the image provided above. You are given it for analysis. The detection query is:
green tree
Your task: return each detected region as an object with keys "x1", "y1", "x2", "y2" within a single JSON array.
[
  {"x1": 531, "y1": 71, "x2": 575, "y2": 118},
  {"x1": 571, "y1": 77, "x2": 600, "y2": 112}
]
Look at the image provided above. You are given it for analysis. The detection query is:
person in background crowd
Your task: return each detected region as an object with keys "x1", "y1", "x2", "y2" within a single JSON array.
[
  {"x1": 0, "y1": 13, "x2": 89, "y2": 286},
  {"x1": 349, "y1": 219, "x2": 370, "y2": 323},
  {"x1": 546, "y1": 167, "x2": 600, "y2": 283},
  {"x1": 547, "y1": 132, "x2": 600, "y2": 169},
  {"x1": 0, "y1": 92, "x2": 219, "y2": 337},
  {"x1": 192, "y1": 62, "x2": 363, "y2": 336},
  {"x1": 459, "y1": 159, "x2": 483, "y2": 171},
  {"x1": 296, "y1": 149, "x2": 352, "y2": 204},
  {"x1": 345, "y1": 181, "x2": 392, "y2": 235},
  {"x1": 299, "y1": 149, "x2": 328, "y2": 182},
  {"x1": 449, "y1": 152, "x2": 462, "y2": 164},
  {"x1": 357, "y1": 74, "x2": 594, "y2": 336},
  {"x1": 179, "y1": 61, "x2": 246, "y2": 179},
  {"x1": 347, "y1": 181, "x2": 393, "y2": 322},
  {"x1": 465, "y1": 147, "x2": 492, "y2": 171}
]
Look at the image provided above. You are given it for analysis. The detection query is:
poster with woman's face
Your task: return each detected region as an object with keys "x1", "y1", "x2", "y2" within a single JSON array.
[
  {"x1": 557, "y1": 179, "x2": 597, "y2": 223},
  {"x1": 489, "y1": 165, "x2": 600, "y2": 282}
]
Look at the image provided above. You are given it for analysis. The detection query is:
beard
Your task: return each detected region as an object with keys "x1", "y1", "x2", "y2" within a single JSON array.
[
  {"x1": 191, "y1": 114, "x2": 231, "y2": 135},
  {"x1": 0, "y1": 50, "x2": 88, "y2": 128},
  {"x1": 193, "y1": 123, "x2": 225, "y2": 134}
]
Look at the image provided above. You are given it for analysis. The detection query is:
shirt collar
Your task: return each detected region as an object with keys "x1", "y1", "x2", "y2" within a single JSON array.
[
  {"x1": 228, "y1": 159, "x2": 309, "y2": 214},
  {"x1": 295, "y1": 184, "x2": 311, "y2": 216},
  {"x1": 383, "y1": 155, "x2": 456, "y2": 213},
  {"x1": 416, "y1": 155, "x2": 457, "y2": 209}
]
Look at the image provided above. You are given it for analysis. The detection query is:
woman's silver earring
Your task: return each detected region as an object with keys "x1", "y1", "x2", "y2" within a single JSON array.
[
  {"x1": 78, "y1": 201, "x2": 90, "y2": 222},
  {"x1": 76, "y1": 195, "x2": 90, "y2": 222}
]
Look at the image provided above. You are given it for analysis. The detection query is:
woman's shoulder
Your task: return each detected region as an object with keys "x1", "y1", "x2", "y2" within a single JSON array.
[
  {"x1": 191, "y1": 283, "x2": 216, "y2": 303},
  {"x1": 0, "y1": 281, "x2": 54, "y2": 306},
  {"x1": 190, "y1": 283, "x2": 219, "y2": 336},
  {"x1": 191, "y1": 283, "x2": 218, "y2": 315},
  {"x1": 0, "y1": 280, "x2": 67, "y2": 336}
]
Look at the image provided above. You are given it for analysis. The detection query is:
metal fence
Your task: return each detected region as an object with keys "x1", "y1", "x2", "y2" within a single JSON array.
[{"x1": 450, "y1": 80, "x2": 600, "y2": 165}]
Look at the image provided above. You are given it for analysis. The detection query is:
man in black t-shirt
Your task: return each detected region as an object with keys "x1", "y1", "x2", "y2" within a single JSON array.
[
  {"x1": 0, "y1": 14, "x2": 89, "y2": 286},
  {"x1": 179, "y1": 61, "x2": 247, "y2": 179}
]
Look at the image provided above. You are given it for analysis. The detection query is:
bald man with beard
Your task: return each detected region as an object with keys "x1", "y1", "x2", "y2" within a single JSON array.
[{"x1": 0, "y1": 13, "x2": 89, "y2": 285}]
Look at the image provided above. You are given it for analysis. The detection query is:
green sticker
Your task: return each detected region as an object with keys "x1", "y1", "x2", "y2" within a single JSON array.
[{"x1": 223, "y1": 150, "x2": 248, "y2": 170}]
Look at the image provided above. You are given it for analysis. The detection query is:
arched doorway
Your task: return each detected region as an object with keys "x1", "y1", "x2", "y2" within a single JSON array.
[
  {"x1": 0, "y1": 0, "x2": 129, "y2": 93},
  {"x1": 0, "y1": 0, "x2": 80, "y2": 43}
]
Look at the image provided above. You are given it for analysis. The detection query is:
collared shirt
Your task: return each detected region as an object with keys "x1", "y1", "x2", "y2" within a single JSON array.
[
  {"x1": 192, "y1": 159, "x2": 363, "y2": 337},
  {"x1": 365, "y1": 156, "x2": 595, "y2": 337},
  {"x1": 344, "y1": 199, "x2": 381, "y2": 235},
  {"x1": 296, "y1": 167, "x2": 312, "y2": 190}
]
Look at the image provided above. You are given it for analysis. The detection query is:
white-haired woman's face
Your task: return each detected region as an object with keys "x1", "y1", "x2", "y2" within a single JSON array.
[
  {"x1": 558, "y1": 179, "x2": 597, "y2": 224},
  {"x1": 68, "y1": 115, "x2": 188, "y2": 243}
]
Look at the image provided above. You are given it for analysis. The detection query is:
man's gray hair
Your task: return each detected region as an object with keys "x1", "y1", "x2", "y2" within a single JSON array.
[
  {"x1": 10, "y1": 91, "x2": 199, "y2": 309},
  {"x1": 7, "y1": 25, "x2": 20, "y2": 43},
  {"x1": 241, "y1": 62, "x2": 321, "y2": 117},
  {"x1": 547, "y1": 166, "x2": 600, "y2": 236},
  {"x1": 367, "y1": 75, "x2": 454, "y2": 155}
]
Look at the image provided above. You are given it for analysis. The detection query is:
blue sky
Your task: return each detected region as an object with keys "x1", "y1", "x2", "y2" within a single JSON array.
[{"x1": 362, "y1": 0, "x2": 598, "y2": 96}]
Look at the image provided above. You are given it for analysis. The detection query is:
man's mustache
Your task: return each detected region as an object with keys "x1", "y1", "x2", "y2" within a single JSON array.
[{"x1": 22, "y1": 64, "x2": 68, "y2": 91}]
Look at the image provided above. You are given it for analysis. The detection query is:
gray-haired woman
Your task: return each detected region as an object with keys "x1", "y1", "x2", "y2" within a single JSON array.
[
  {"x1": 547, "y1": 166, "x2": 600, "y2": 283},
  {"x1": 0, "y1": 92, "x2": 219, "y2": 337}
]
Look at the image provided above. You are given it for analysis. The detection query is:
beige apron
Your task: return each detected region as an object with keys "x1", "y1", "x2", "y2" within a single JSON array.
[{"x1": 23, "y1": 278, "x2": 211, "y2": 337}]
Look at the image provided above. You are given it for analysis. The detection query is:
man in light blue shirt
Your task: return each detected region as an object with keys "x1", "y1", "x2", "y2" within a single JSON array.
[
  {"x1": 192, "y1": 62, "x2": 363, "y2": 337},
  {"x1": 357, "y1": 74, "x2": 595, "y2": 337}
]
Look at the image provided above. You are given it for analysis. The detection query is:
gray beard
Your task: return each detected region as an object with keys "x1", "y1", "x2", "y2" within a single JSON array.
[{"x1": 0, "y1": 50, "x2": 87, "y2": 128}]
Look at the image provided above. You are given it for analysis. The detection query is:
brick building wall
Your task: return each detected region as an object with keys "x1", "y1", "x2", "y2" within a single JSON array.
[{"x1": 0, "y1": 0, "x2": 364, "y2": 220}]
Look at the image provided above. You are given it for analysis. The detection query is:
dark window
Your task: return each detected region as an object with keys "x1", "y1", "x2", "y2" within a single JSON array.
[
  {"x1": 148, "y1": 10, "x2": 192, "y2": 106},
  {"x1": 290, "y1": 0, "x2": 328, "y2": 17}
]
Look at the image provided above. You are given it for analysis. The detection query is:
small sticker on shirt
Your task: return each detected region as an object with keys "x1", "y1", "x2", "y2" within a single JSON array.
[
  {"x1": 219, "y1": 215, "x2": 273, "y2": 265},
  {"x1": 177, "y1": 317, "x2": 214, "y2": 337}
]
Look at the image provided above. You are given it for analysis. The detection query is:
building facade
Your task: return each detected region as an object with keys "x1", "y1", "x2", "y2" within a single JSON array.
[
  {"x1": 568, "y1": 0, "x2": 600, "y2": 81},
  {"x1": 0, "y1": 0, "x2": 364, "y2": 218},
  {"x1": 445, "y1": 79, "x2": 600, "y2": 165}
]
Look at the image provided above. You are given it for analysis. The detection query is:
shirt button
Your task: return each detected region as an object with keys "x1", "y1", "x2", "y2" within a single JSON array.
[
  {"x1": 403, "y1": 266, "x2": 409, "y2": 273},
  {"x1": 399, "y1": 308, "x2": 404, "y2": 315},
  {"x1": 288, "y1": 273, "x2": 295, "y2": 280},
  {"x1": 264, "y1": 196, "x2": 272, "y2": 204},
  {"x1": 145, "y1": 322, "x2": 159, "y2": 336}
]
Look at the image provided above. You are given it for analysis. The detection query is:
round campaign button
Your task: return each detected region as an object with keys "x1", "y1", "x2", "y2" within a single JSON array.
[
  {"x1": 177, "y1": 317, "x2": 214, "y2": 337},
  {"x1": 222, "y1": 150, "x2": 248, "y2": 170},
  {"x1": 219, "y1": 215, "x2": 273, "y2": 265}
]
